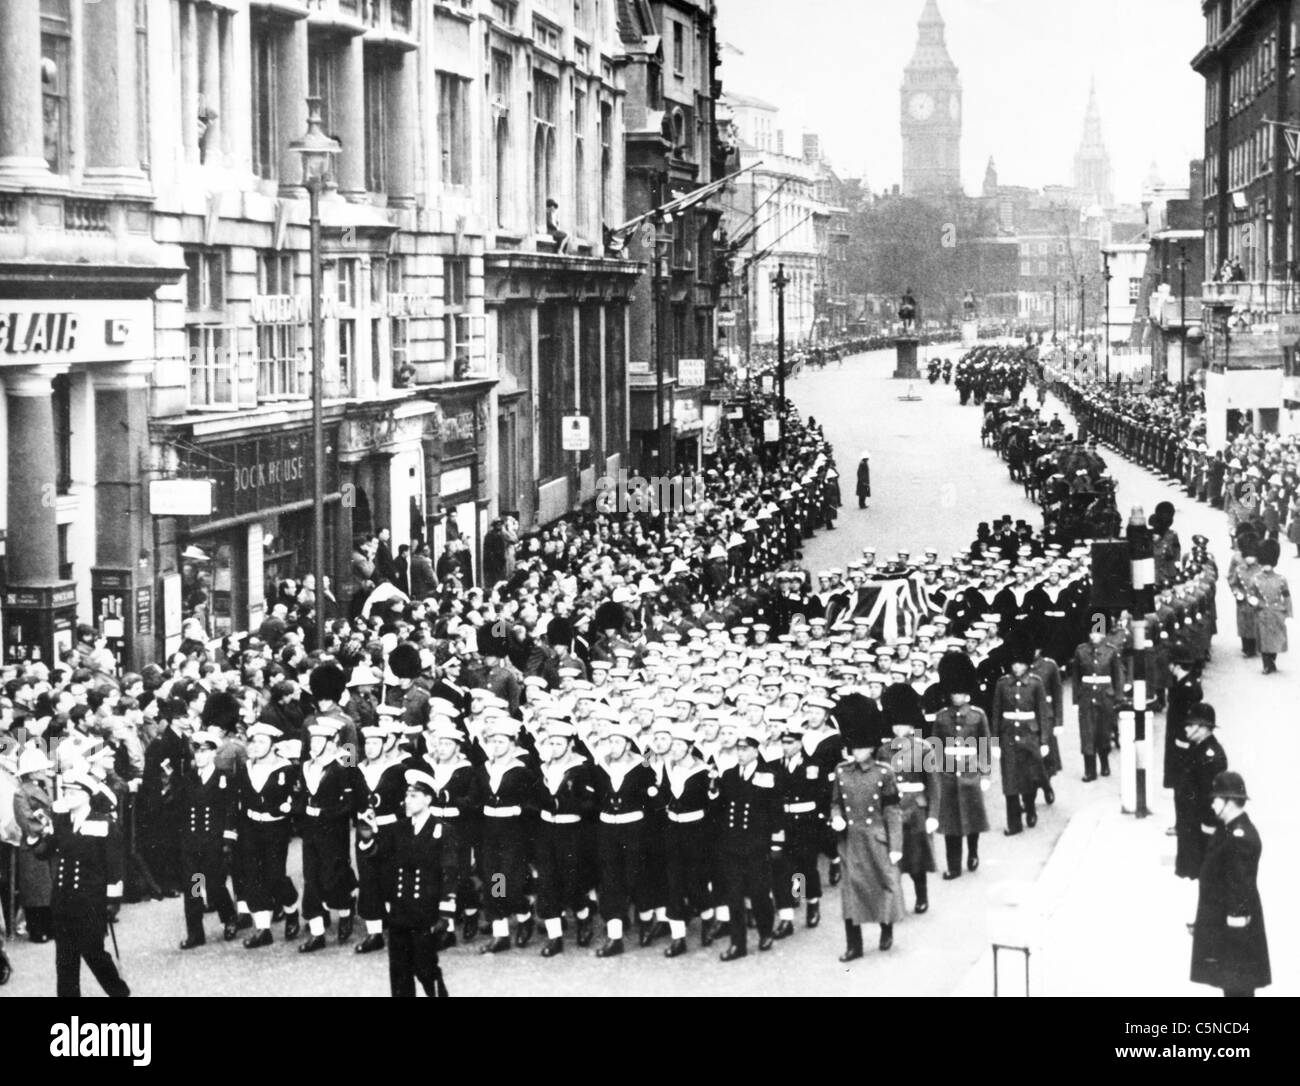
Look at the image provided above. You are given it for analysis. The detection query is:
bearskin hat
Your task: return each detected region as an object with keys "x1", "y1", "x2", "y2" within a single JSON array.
[
  {"x1": 387, "y1": 642, "x2": 423, "y2": 680},
  {"x1": 938, "y1": 651, "x2": 979, "y2": 698},
  {"x1": 881, "y1": 682, "x2": 924, "y2": 729},
  {"x1": 200, "y1": 689, "x2": 241, "y2": 733},
  {"x1": 594, "y1": 600, "x2": 626, "y2": 634},
  {"x1": 308, "y1": 662, "x2": 347, "y2": 703},
  {"x1": 832, "y1": 693, "x2": 888, "y2": 752},
  {"x1": 1257, "y1": 538, "x2": 1281, "y2": 567},
  {"x1": 546, "y1": 616, "x2": 574, "y2": 649},
  {"x1": 1003, "y1": 629, "x2": 1036, "y2": 667}
]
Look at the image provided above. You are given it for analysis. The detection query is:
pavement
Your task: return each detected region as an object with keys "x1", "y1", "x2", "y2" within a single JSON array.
[{"x1": 4, "y1": 347, "x2": 1294, "y2": 996}]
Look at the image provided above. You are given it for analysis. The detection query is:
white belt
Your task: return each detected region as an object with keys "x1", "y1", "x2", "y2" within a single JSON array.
[
  {"x1": 372, "y1": 813, "x2": 398, "y2": 827},
  {"x1": 784, "y1": 800, "x2": 818, "y2": 814},
  {"x1": 897, "y1": 782, "x2": 925, "y2": 794},
  {"x1": 600, "y1": 811, "x2": 644, "y2": 825},
  {"x1": 305, "y1": 805, "x2": 322, "y2": 817},
  {"x1": 484, "y1": 805, "x2": 522, "y2": 819},
  {"x1": 667, "y1": 809, "x2": 706, "y2": 824},
  {"x1": 1082, "y1": 676, "x2": 1112, "y2": 684},
  {"x1": 1003, "y1": 711, "x2": 1036, "y2": 720},
  {"x1": 1043, "y1": 610, "x2": 1066, "y2": 617},
  {"x1": 246, "y1": 810, "x2": 284, "y2": 823},
  {"x1": 429, "y1": 807, "x2": 461, "y2": 819},
  {"x1": 540, "y1": 811, "x2": 582, "y2": 825}
]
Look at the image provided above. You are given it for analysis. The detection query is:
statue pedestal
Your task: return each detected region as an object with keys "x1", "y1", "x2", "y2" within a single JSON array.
[
  {"x1": 892, "y1": 336, "x2": 921, "y2": 379},
  {"x1": 962, "y1": 319, "x2": 978, "y2": 348}
]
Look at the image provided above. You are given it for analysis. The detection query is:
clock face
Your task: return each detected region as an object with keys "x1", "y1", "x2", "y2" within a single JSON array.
[
  {"x1": 909, "y1": 93, "x2": 935, "y2": 121},
  {"x1": 948, "y1": 95, "x2": 960, "y2": 121}
]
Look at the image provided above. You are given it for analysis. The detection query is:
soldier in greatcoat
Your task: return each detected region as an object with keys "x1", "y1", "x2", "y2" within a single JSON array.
[
  {"x1": 1071, "y1": 626, "x2": 1124, "y2": 782},
  {"x1": 929, "y1": 652, "x2": 991, "y2": 878},
  {"x1": 829, "y1": 694, "x2": 904, "y2": 961},
  {"x1": 990, "y1": 634, "x2": 1049, "y2": 836},
  {"x1": 881, "y1": 684, "x2": 939, "y2": 914},
  {"x1": 1227, "y1": 540, "x2": 1261, "y2": 657},
  {"x1": 1252, "y1": 538, "x2": 1291, "y2": 674},
  {"x1": 1191, "y1": 772, "x2": 1270, "y2": 998}
]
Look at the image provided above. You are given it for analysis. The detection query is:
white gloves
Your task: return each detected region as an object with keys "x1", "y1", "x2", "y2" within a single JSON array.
[{"x1": 925, "y1": 817, "x2": 938, "y2": 835}]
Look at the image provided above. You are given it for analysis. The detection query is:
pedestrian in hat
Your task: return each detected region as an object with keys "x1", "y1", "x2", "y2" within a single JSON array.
[
  {"x1": 12, "y1": 746, "x2": 54, "y2": 943},
  {"x1": 1251, "y1": 538, "x2": 1290, "y2": 674},
  {"x1": 856, "y1": 452, "x2": 871, "y2": 510},
  {"x1": 930, "y1": 653, "x2": 991, "y2": 878},
  {"x1": 830, "y1": 694, "x2": 904, "y2": 960},
  {"x1": 362, "y1": 768, "x2": 449, "y2": 997},
  {"x1": 31, "y1": 770, "x2": 130, "y2": 997},
  {"x1": 1174, "y1": 703, "x2": 1228, "y2": 885},
  {"x1": 176, "y1": 728, "x2": 238, "y2": 948},
  {"x1": 1190, "y1": 772, "x2": 1270, "y2": 998}
]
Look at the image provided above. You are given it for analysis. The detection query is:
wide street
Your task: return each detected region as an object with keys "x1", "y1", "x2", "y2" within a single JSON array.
[{"x1": 6, "y1": 346, "x2": 1295, "y2": 998}]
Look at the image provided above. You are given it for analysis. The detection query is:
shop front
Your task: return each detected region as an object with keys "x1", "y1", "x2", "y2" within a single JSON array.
[
  {"x1": 428, "y1": 388, "x2": 492, "y2": 587},
  {"x1": 157, "y1": 426, "x2": 342, "y2": 651}
]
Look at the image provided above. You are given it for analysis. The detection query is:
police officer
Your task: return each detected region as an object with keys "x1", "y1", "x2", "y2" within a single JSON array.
[
  {"x1": 713, "y1": 724, "x2": 781, "y2": 960},
  {"x1": 177, "y1": 728, "x2": 238, "y2": 948},
  {"x1": 830, "y1": 694, "x2": 903, "y2": 960},
  {"x1": 1175, "y1": 703, "x2": 1227, "y2": 885},
  {"x1": 361, "y1": 767, "x2": 449, "y2": 998},
  {"x1": 1190, "y1": 772, "x2": 1270, "y2": 998},
  {"x1": 32, "y1": 769, "x2": 130, "y2": 997}
]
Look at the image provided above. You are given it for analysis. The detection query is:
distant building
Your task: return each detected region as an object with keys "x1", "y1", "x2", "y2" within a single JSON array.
[
  {"x1": 1074, "y1": 79, "x2": 1115, "y2": 211},
  {"x1": 900, "y1": 0, "x2": 962, "y2": 199}
]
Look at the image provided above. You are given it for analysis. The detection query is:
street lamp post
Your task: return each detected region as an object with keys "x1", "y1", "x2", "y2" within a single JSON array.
[
  {"x1": 1052, "y1": 282, "x2": 1058, "y2": 343},
  {"x1": 1102, "y1": 253, "x2": 1112, "y2": 383},
  {"x1": 290, "y1": 98, "x2": 340, "y2": 627},
  {"x1": 773, "y1": 263, "x2": 789, "y2": 443},
  {"x1": 1078, "y1": 273, "x2": 1086, "y2": 342},
  {"x1": 1177, "y1": 243, "x2": 1188, "y2": 406}
]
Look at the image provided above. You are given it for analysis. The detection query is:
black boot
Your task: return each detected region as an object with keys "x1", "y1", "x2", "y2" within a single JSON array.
[
  {"x1": 839, "y1": 920, "x2": 863, "y2": 962},
  {"x1": 772, "y1": 919, "x2": 795, "y2": 940},
  {"x1": 701, "y1": 918, "x2": 723, "y2": 947},
  {"x1": 460, "y1": 914, "x2": 479, "y2": 943},
  {"x1": 243, "y1": 929, "x2": 273, "y2": 949},
  {"x1": 879, "y1": 923, "x2": 894, "y2": 951},
  {"x1": 1024, "y1": 796, "x2": 1038, "y2": 828},
  {"x1": 179, "y1": 934, "x2": 205, "y2": 950},
  {"x1": 806, "y1": 901, "x2": 821, "y2": 928},
  {"x1": 595, "y1": 938, "x2": 624, "y2": 958},
  {"x1": 283, "y1": 911, "x2": 300, "y2": 940},
  {"x1": 354, "y1": 933, "x2": 385, "y2": 954},
  {"x1": 913, "y1": 874, "x2": 929, "y2": 914},
  {"x1": 1082, "y1": 754, "x2": 1098, "y2": 782},
  {"x1": 478, "y1": 935, "x2": 511, "y2": 954},
  {"x1": 828, "y1": 858, "x2": 842, "y2": 886},
  {"x1": 222, "y1": 921, "x2": 240, "y2": 942},
  {"x1": 337, "y1": 914, "x2": 354, "y2": 945},
  {"x1": 575, "y1": 915, "x2": 595, "y2": 948},
  {"x1": 514, "y1": 917, "x2": 535, "y2": 948},
  {"x1": 664, "y1": 937, "x2": 688, "y2": 958},
  {"x1": 1099, "y1": 753, "x2": 1110, "y2": 778},
  {"x1": 298, "y1": 933, "x2": 327, "y2": 954},
  {"x1": 540, "y1": 937, "x2": 564, "y2": 957}
]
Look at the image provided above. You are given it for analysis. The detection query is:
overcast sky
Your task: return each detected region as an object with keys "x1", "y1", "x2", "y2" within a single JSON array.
[{"x1": 716, "y1": 0, "x2": 1205, "y2": 204}]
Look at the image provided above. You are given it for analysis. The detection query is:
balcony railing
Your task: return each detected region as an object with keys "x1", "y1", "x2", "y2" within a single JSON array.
[{"x1": 1202, "y1": 279, "x2": 1300, "y2": 315}]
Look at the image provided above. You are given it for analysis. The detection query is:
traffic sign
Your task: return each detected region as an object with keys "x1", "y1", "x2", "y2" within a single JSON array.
[{"x1": 562, "y1": 415, "x2": 591, "y2": 451}]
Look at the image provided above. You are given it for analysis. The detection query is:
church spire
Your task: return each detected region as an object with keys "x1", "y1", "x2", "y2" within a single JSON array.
[
  {"x1": 983, "y1": 156, "x2": 998, "y2": 197},
  {"x1": 1074, "y1": 79, "x2": 1113, "y2": 209}
]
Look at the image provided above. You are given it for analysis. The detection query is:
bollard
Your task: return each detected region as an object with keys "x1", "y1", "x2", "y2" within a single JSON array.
[{"x1": 1118, "y1": 708, "x2": 1137, "y2": 814}]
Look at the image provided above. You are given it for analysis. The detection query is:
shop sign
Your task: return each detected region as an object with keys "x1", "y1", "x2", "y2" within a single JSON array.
[
  {"x1": 678, "y1": 358, "x2": 706, "y2": 388},
  {"x1": 0, "y1": 299, "x2": 150, "y2": 365},
  {"x1": 250, "y1": 294, "x2": 338, "y2": 324},
  {"x1": 177, "y1": 429, "x2": 337, "y2": 523},
  {"x1": 149, "y1": 479, "x2": 215, "y2": 517},
  {"x1": 387, "y1": 293, "x2": 439, "y2": 318}
]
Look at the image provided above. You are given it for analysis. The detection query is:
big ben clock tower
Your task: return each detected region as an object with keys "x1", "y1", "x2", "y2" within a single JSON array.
[{"x1": 901, "y1": 0, "x2": 962, "y2": 198}]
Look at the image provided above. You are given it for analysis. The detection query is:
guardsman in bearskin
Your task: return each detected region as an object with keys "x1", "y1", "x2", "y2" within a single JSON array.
[
  {"x1": 232, "y1": 723, "x2": 302, "y2": 948},
  {"x1": 881, "y1": 684, "x2": 939, "y2": 915},
  {"x1": 410, "y1": 716, "x2": 484, "y2": 946},
  {"x1": 360, "y1": 767, "x2": 449, "y2": 998},
  {"x1": 591, "y1": 720, "x2": 658, "y2": 957},
  {"x1": 991, "y1": 632, "x2": 1050, "y2": 835},
  {"x1": 534, "y1": 719, "x2": 598, "y2": 957},
  {"x1": 297, "y1": 717, "x2": 360, "y2": 952},
  {"x1": 712, "y1": 723, "x2": 781, "y2": 960},
  {"x1": 662, "y1": 721, "x2": 718, "y2": 956},
  {"x1": 1071, "y1": 624, "x2": 1124, "y2": 781},
  {"x1": 32, "y1": 769, "x2": 130, "y2": 997},
  {"x1": 830, "y1": 694, "x2": 904, "y2": 961},
  {"x1": 1190, "y1": 771, "x2": 1270, "y2": 998},
  {"x1": 476, "y1": 716, "x2": 539, "y2": 954},
  {"x1": 176, "y1": 728, "x2": 238, "y2": 948},
  {"x1": 353, "y1": 721, "x2": 409, "y2": 954},
  {"x1": 1252, "y1": 538, "x2": 1291, "y2": 675},
  {"x1": 771, "y1": 717, "x2": 824, "y2": 935},
  {"x1": 385, "y1": 642, "x2": 434, "y2": 732},
  {"x1": 1175, "y1": 703, "x2": 1228, "y2": 885}
]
